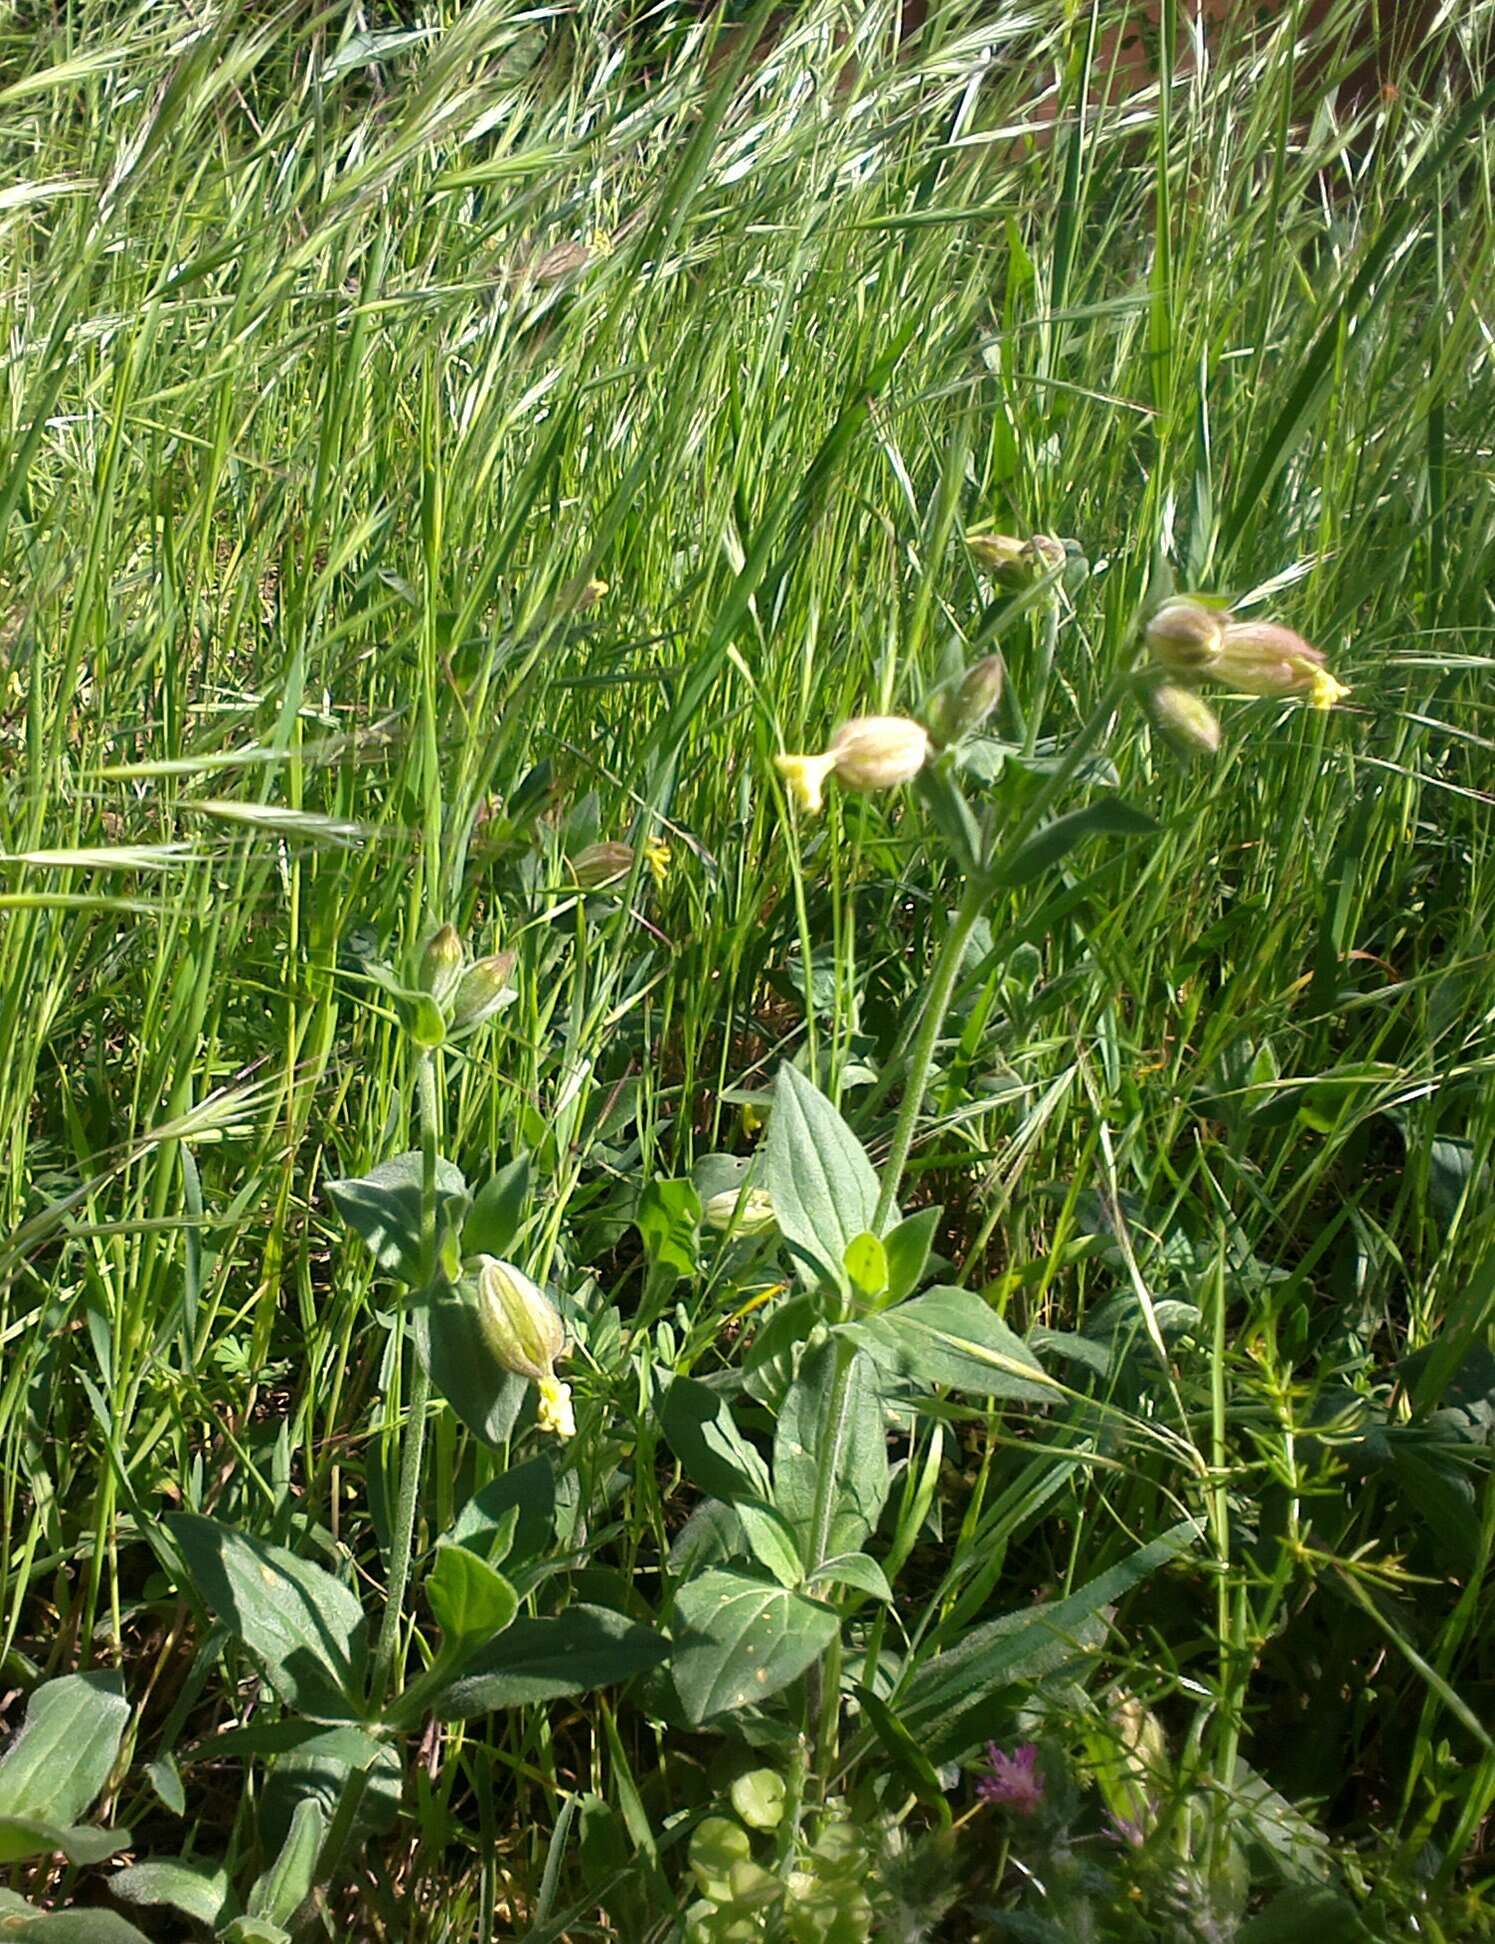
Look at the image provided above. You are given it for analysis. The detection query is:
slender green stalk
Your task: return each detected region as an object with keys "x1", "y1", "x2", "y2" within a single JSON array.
[
  {"x1": 873, "y1": 874, "x2": 990, "y2": 1233},
  {"x1": 371, "y1": 1051, "x2": 441, "y2": 1704}
]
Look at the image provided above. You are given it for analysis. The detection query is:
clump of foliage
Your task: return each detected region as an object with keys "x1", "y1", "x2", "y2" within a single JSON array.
[{"x1": 0, "y1": 2, "x2": 1491, "y2": 1941}]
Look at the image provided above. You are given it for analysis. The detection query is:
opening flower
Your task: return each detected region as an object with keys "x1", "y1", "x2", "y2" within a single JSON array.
[
  {"x1": 774, "y1": 749, "x2": 839, "y2": 815},
  {"x1": 536, "y1": 1373, "x2": 576, "y2": 1439},
  {"x1": 643, "y1": 835, "x2": 672, "y2": 886},
  {"x1": 975, "y1": 1742, "x2": 1045, "y2": 1816},
  {"x1": 1216, "y1": 620, "x2": 1350, "y2": 709},
  {"x1": 775, "y1": 716, "x2": 929, "y2": 816},
  {"x1": 472, "y1": 1256, "x2": 575, "y2": 1439}
]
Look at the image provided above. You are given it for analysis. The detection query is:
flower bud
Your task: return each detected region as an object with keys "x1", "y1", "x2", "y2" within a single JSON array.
[
  {"x1": 418, "y1": 924, "x2": 464, "y2": 1009},
  {"x1": 925, "y1": 654, "x2": 1005, "y2": 746},
  {"x1": 965, "y1": 531, "x2": 1027, "y2": 577},
  {"x1": 473, "y1": 1255, "x2": 564, "y2": 1382},
  {"x1": 703, "y1": 1186, "x2": 776, "y2": 1235},
  {"x1": 966, "y1": 531, "x2": 1066, "y2": 589},
  {"x1": 1145, "y1": 599, "x2": 1226, "y2": 676},
  {"x1": 827, "y1": 715, "x2": 930, "y2": 792},
  {"x1": 1144, "y1": 681, "x2": 1221, "y2": 760},
  {"x1": 451, "y1": 949, "x2": 517, "y2": 1032},
  {"x1": 571, "y1": 841, "x2": 635, "y2": 889},
  {"x1": 1216, "y1": 620, "x2": 1349, "y2": 708}
]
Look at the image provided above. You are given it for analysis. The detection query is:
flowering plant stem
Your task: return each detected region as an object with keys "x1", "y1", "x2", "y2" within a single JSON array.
[
  {"x1": 807, "y1": 670, "x2": 1132, "y2": 1781},
  {"x1": 371, "y1": 1048, "x2": 440, "y2": 1704}
]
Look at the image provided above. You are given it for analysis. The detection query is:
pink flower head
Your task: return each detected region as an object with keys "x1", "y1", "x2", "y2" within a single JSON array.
[{"x1": 976, "y1": 1741, "x2": 1044, "y2": 1816}]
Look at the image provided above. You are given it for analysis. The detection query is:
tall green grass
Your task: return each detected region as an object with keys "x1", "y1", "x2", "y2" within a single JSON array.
[{"x1": 1, "y1": 0, "x2": 1492, "y2": 1936}]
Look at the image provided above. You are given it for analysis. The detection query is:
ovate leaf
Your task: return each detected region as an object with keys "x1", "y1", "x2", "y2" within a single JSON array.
[
  {"x1": 463, "y1": 1153, "x2": 532, "y2": 1260},
  {"x1": 325, "y1": 1152, "x2": 469, "y2": 1284},
  {"x1": 0, "y1": 1820, "x2": 131, "y2": 1867},
  {"x1": 165, "y1": 1515, "x2": 367, "y2": 1721},
  {"x1": 438, "y1": 1606, "x2": 670, "y2": 1717},
  {"x1": 0, "y1": 1671, "x2": 128, "y2": 1826},
  {"x1": 661, "y1": 1376, "x2": 771, "y2": 1505},
  {"x1": 448, "y1": 1457, "x2": 556, "y2": 1567},
  {"x1": 845, "y1": 1286, "x2": 1059, "y2": 1402},
  {"x1": 425, "y1": 1544, "x2": 518, "y2": 1657},
  {"x1": 415, "y1": 1277, "x2": 530, "y2": 1449},
  {"x1": 671, "y1": 1569, "x2": 838, "y2": 1722},
  {"x1": 766, "y1": 1063, "x2": 882, "y2": 1286},
  {"x1": 110, "y1": 1860, "x2": 239, "y2": 1931},
  {"x1": 635, "y1": 1179, "x2": 701, "y2": 1286}
]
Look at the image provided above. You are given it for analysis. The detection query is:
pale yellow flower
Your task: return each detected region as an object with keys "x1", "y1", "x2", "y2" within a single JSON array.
[
  {"x1": 1215, "y1": 621, "x2": 1349, "y2": 707},
  {"x1": 536, "y1": 1374, "x2": 576, "y2": 1440},
  {"x1": 643, "y1": 835, "x2": 671, "y2": 886},
  {"x1": 774, "y1": 749, "x2": 839, "y2": 815},
  {"x1": 775, "y1": 716, "x2": 929, "y2": 815}
]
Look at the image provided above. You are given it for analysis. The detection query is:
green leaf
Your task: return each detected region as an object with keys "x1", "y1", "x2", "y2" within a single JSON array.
[
  {"x1": 325, "y1": 1152, "x2": 470, "y2": 1284},
  {"x1": 246, "y1": 1797, "x2": 326, "y2": 1928},
  {"x1": 671, "y1": 1568, "x2": 838, "y2": 1723},
  {"x1": 1237, "y1": 1885, "x2": 1371, "y2": 1944},
  {"x1": 0, "y1": 1911, "x2": 155, "y2": 1942},
  {"x1": 773, "y1": 1339, "x2": 889, "y2": 1559},
  {"x1": 447, "y1": 1457, "x2": 556, "y2": 1566},
  {"x1": 766, "y1": 1063, "x2": 882, "y2": 1286},
  {"x1": 425, "y1": 1543, "x2": 519, "y2": 1656},
  {"x1": 164, "y1": 1514, "x2": 368, "y2": 1721},
  {"x1": 111, "y1": 1859, "x2": 239, "y2": 1931},
  {"x1": 843, "y1": 1231, "x2": 888, "y2": 1304},
  {"x1": 415, "y1": 1277, "x2": 530, "y2": 1450},
  {"x1": 0, "y1": 1671, "x2": 128, "y2": 1826},
  {"x1": 898, "y1": 1520, "x2": 1201, "y2": 1760},
  {"x1": 437, "y1": 1606, "x2": 671, "y2": 1717},
  {"x1": 143, "y1": 1756, "x2": 185, "y2": 1816},
  {"x1": 0, "y1": 1819, "x2": 130, "y2": 1867},
  {"x1": 736, "y1": 1500, "x2": 804, "y2": 1588},
  {"x1": 997, "y1": 800, "x2": 1156, "y2": 888},
  {"x1": 660, "y1": 1376, "x2": 772, "y2": 1505},
  {"x1": 463, "y1": 1153, "x2": 532, "y2": 1260},
  {"x1": 844, "y1": 1286, "x2": 1059, "y2": 1401},
  {"x1": 854, "y1": 1685, "x2": 950, "y2": 1810},
  {"x1": 882, "y1": 1205, "x2": 941, "y2": 1304},
  {"x1": 807, "y1": 1552, "x2": 892, "y2": 1602},
  {"x1": 634, "y1": 1179, "x2": 701, "y2": 1285}
]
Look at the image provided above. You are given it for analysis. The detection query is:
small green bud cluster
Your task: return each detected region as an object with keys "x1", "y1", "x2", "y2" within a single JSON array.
[
  {"x1": 684, "y1": 1795, "x2": 874, "y2": 1944},
  {"x1": 1143, "y1": 598, "x2": 1349, "y2": 710},
  {"x1": 409, "y1": 925, "x2": 517, "y2": 1046}
]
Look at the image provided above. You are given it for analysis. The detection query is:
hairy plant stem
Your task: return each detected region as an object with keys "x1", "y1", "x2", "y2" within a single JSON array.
[
  {"x1": 371, "y1": 1048, "x2": 441, "y2": 1704},
  {"x1": 873, "y1": 873, "x2": 991, "y2": 1235},
  {"x1": 805, "y1": 670, "x2": 1134, "y2": 1791}
]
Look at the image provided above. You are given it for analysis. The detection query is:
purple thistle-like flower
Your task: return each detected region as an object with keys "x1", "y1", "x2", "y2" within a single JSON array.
[{"x1": 976, "y1": 1742, "x2": 1045, "y2": 1816}]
